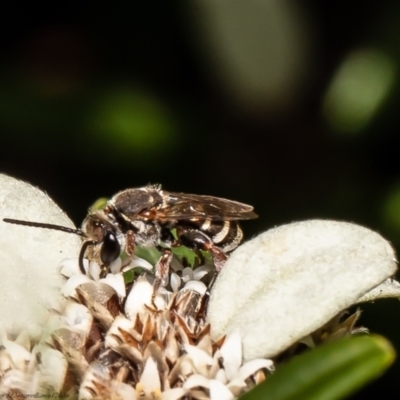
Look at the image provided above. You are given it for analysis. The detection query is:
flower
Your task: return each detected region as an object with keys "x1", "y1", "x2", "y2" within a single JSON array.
[
  {"x1": 0, "y1": 174, "x2": 81, "y2": 332},
  {"x1": 1, "y1": 175, "x2": 400, "y2": 399},
  {"x1": 208, "y1": 219, "x2": 399, "y2": 360},
  {"x1": 63, "y1": 266, "x2": 273, "y2": 399}
]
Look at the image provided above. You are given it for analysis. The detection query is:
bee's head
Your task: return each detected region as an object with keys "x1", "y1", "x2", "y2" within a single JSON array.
[
  {"x1": 82, "y1": 212, "x2": 122, "y2": 269},
  {"x1": 3, "y1": 214, "x2": 122, "y2": 275}
]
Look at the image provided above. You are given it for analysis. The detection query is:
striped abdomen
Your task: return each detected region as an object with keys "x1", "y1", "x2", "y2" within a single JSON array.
[{"x1": 192, "y1": 219, "x2": 244, "y2": 253}]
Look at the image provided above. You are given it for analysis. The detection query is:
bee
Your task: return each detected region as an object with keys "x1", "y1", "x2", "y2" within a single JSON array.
[{"x1": 4, "y1": 185, "x2": 257, "y2": 289}]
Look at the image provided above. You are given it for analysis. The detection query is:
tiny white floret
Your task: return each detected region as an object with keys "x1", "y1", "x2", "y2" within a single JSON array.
[
  {"x1": 125, "y1": 277, "x2": 165, "y2": 319},
  {"x1": 100, "y1": 273, "x2": 126, "y2": 298}
]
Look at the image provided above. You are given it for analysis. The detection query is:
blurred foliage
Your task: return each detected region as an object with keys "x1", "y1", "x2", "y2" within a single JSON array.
[
  {"x1": 1, "y1": 1, "x2": 400, "y2": 398},
  {"x1": 323, "y1": 49, "x2": 396, "y2": 134},
  {"x1": 241, "y1": 335, "x2": 395, "y2": 400},
  {"x1": 84, "y1": 87, "x2": 179, "y2": 164}
]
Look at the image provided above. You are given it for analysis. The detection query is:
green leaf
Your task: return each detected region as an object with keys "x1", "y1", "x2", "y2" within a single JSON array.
[
  {"x1": 89, "y1": 197, "x2": 108, "y2": 211},
  {"x1": 240, "y1": 335, "x2": 395, "y2": 400},
  {"x1": 134, "y1": 246, "x2": 162, "y2": 265},
  {"x1": 123, "y1": 269, "x2": 135, "y2": 284},
  {"x1": 170, "y1": 245, "x2": 198, "y2": 267}
]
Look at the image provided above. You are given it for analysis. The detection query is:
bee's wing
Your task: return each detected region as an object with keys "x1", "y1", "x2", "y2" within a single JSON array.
[{"x1": 156, "y1": 192, "x2": 258, "y2": 221}]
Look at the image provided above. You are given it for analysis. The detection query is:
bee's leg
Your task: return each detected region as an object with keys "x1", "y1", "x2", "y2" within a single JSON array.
[
  {"x1": 151, "y1": 248, "x2": 173, "y2": 307},
  {"x1": 204, "y1": 244, "x2": 227, "y2": 272},
  {"x1": 125, "y1": 230, "x2": 135, "y2": 256},
  {"x1": 111, "y1": 230, "x2": 139, "y2": 275},
  {"x1": 117, "y1": 229, "x2": 136, "y2": 270},
  {"x1": 176, "y1": 227, "x2": 227, "y2": 272}
]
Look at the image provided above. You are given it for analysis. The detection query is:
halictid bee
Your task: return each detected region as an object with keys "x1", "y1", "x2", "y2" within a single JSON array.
[{"x1": 4, "y1": 185, "x2": 257, "y2": 289}]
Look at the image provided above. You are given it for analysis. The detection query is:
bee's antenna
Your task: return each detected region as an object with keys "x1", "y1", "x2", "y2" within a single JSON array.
[{"x1": 3, "y1": 218, "x2": 86, "y2": 238}]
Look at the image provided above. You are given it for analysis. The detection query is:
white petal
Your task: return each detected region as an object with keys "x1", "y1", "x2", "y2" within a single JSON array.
[
  {"x1": 208, "y1": 220, "x2": 397, "y2": 360},
  {"x1": 111, "y1": 381, "x2": 137, "y2": 399},
  {"x1": 183, "y1": 344, "x2": 215, "y2": 377},
  {"x1": 63, "y1": 302, "x2": 92, "y2": 334},
  {"x1": 220, "y1": 331, "x2": 242, "y2": 381},
  {"x1": 226, "y1": 379, "x2": 247, "y2": 397},
  {"x1": 62, "y1": 274, "x2": 92, "y2": 298},
  {"x1": 123, "y1": 255, "x2": 154, "y2": 271},
  {"x1": 237, "y1": 359, "x2": 274, "y2": 381},
  {"x1": 139, "y1": 357, "x2": 161, "y2": 394},
  {"x1": 2, "y1": 340, "x2": 32, "y2": 369},
  {"x1": 183, "y1": 374, "x2": 211, "y2": 390},
  {"x1": 210, "y1": 379, "x2": 235, "y2": 400},
  {"x1": 182, "y1": 267, "x2": 194, "y2": 283},
  {"x1": 88, "y1": 261, "x2": 101, "y2": 280},
  {"x1": 109, "y1": 257, "x2": 122, "y2": 274},
  {"x1": 0, "y1": 174, "x2": 81, "y2": 331},
  {"x1": 0, "y1": 349, "x2": 13, "y2": 373},
  {"x1": 100, "y1": 273, "x2": 126, "y2": 298},
  {"x1": 170, "y1": 272, "x2": 182, "y2": 292},
  {"x1": 357, "y1": 278, "x2": 400, "y2": 303},
  {"x1": 1, "y1": 370, "x2": 32, "y2": 393},
  {"x1": 176, "y1": 356, "x2": 195, "y2": 377},
  {"x1": 59, "y1": 258, "x2": 83, "y2": 277},
  {"x1": 193, "y1": 264, "x2": 213, "y2": 280},
  {"x1": 125, "y1": 277, "x2": 165, "y2": 319},
  {"x1": 162, "y1": 388, "x2": 187, "y2": 400},
  {"x1": 215, "y1": 368, "x2": 227, "y2": 383},
  {"x1": 35, "y1": 346, "x2": 68, "y2": 393},
  {"x1": 183, "y1": 280, "x2": 207, "y2": 295}
]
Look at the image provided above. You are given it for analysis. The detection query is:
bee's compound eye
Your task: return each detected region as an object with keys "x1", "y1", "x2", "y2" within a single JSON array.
[{"x1": 100, "y1": 231, "x2": 121, "y2": 266}]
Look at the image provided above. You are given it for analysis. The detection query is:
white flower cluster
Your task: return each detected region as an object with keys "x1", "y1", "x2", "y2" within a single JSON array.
[
  {"x1": 65, "y1": 257, "x2": 274, "y2": 399},
  {"x1": 0, "y1": 254, "x2": 274, "y2": 399},
  {"x1": 1, "y1": 175, "x2": 400, "y2": 400}
]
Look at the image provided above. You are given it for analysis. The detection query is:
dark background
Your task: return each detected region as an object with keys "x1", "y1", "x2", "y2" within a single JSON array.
[{"x1": 1, "y1": 2, "x2": 400, "y2": 397}]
